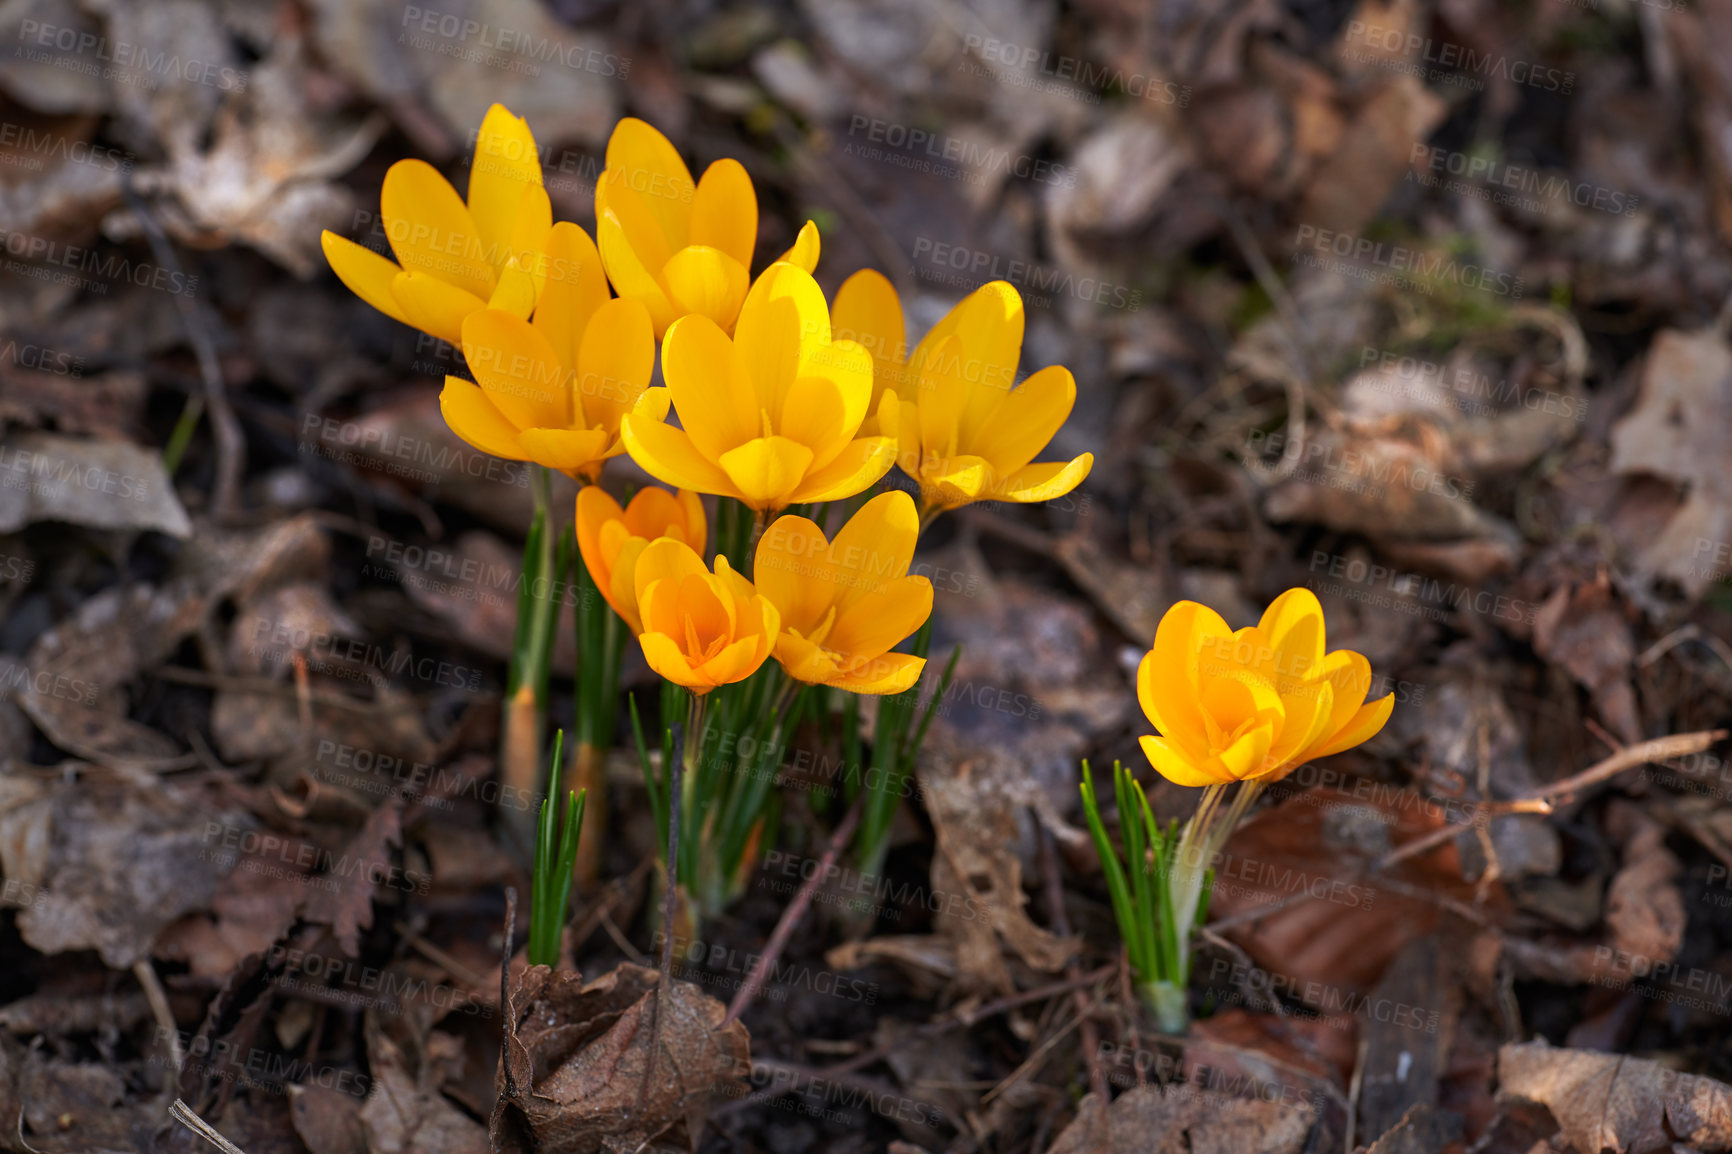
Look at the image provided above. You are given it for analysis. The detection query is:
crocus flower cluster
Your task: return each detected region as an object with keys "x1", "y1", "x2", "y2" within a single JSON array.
[{"x1": 323, "y1": 102, "x2": 1097, "y2": 698}]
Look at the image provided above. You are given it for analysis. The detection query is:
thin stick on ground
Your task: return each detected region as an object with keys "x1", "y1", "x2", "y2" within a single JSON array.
[
  {"x1": 725, "y1": 788, "x2": 866, "y2": 1024},
  {"x1": 170, "y1": 1099, "x2": 249, "y2": 1154}
]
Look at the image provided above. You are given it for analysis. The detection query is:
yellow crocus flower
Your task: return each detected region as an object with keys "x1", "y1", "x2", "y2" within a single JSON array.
[
  {"x1": 632, "y1": 538, "x2": 780, "y2": 693},
  {"x1": 753, "y1": 491, "x2": 932, "y2": 694},
  {"x1": 321, "y1": 103, "x2": 552, "y2": 346},
  {"x1": 897, "y1": 280, "x2": 1093, "y2": 523},
  {"x1": 619, "y1": 262, "x2": 898, "y2": 515},
  {"x1": 575, "y1": 486, "x2": 707, "y2": 634},
  {"x1": 439, "y1": 222, "x2": 654, "y2": 482},
  {"x1": 595, "y1": 117, "x2": 819, "y2": 337},
  {"x1": 1137, "y1": 589, "x2": 1394, "y2": 788}
]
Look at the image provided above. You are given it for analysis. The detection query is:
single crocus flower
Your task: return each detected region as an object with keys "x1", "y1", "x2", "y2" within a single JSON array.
[
  {"x1": 595, "y1": 117, "x2": 819, "y2": 337},
  {"x1": 619, "y1": 262, "x2": 899, "y2": 514},
  {"x1": 440, "y1": 223, "x2": 654, "y2": 482},
  {"x1": 753, "y1": 490, "x2": 932, "y2": 694},
  {"x1": 897, "y1": 280, "x2": 1093, "y2": 525},
  {"x1": 1138, "y1": 588, "x2": 1394, "y2": 788},
  {"x1": 322, "y1": 103, "x2": 552, "y2": 346},
  {"x1": 632, "y1": 538, "x2": 780, "y2": 693},
  {"x1": 575, "y1": 485, "x2": 708, "y2": 634}
]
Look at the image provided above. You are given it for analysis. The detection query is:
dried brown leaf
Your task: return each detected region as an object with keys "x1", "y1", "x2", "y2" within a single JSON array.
[{"x1": 1497, "y1": 1039, "x2": 1732, "y2": 1152}]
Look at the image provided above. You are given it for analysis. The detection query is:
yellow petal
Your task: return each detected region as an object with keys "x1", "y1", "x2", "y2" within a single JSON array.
[
  {"x1": 487, "y1": 260, "x2": 537, "y2": 319},
  {"x1": 774, "y1": 632, "x2": 841, "y2": 685},
  {"x1": 606, "y1": 536, "x2": 649, "y2": 633},
  {"x1": 639, "y1": 631, "x2": 706, "y2": 691},
  {"x1": 596, "y1": 209, "x2": 677, "y2": 335},
  {"x1": 1257, "y1": 588, "x2": 1327, "y2": 684},
  {"x1": 533, "y1": 221, "x2": 609, "y2": 371},
  {"x1": 392, "y1": 271, "x2": 487, "y2": 348},
  {"x1": 735, "y1": 263, "x2": 828, "y2": 413},
  {"x1": 832, "y1": 268, "x2": 908, "y2": 412},
  {"x1": 754, "y1": 512, "x2": 836, "y2": 634},
  {"x1": 1214, "y1": 723, "x2": 1276, "y2": 781},
  {"x1": 1139, "y1": 734, "x2": 1234, "y2": 787},
  {"x1": 1306, "y1": 691, "x2": 1395, "y2": 761},
  {"x1": 830, "y1": 651, "x2": 925, "y2": 695},
  {"x1": 620, "y1": 393, "x2": 741, "y2": 497},
  {"x1": 776, "y1": 219, "x2": 820, "y2": 272},
  {"x1": 461, "y1": 309, "x2": 569, "y2": 431},
  {"x1": 997, "y1": 455, "x2": 1093, "y2": 504},
  {"x1": 439, "y1": 378, "x2": 528, "y2": 460},
  {"x1": 509, "y1": 183, "x2": 553, "y2": 298},
  {"x1": 828, "y1": 575, "x2": 932, "y2": 659},
  {"x1": 717, "y1": 437, "x2": 815, "y2": 510},
  {"x1": 518, "y1": 427, "x2": 614, "y2": 473},
  {"x1": 969, "y1": 365, "x2": 1075, "y2": 474},
  {"x1": 827, "y1": 490, "x2": 919, "y2": 613},
  {"x1": 634, "y1": 537, "x2": 710, "y2": 614},
  {"x1": 322, "y1": 231, "x2": 410, "y2": 326},
  {"x1": 787, "y1": 435, "x2": 899, "y2": 503},
  {"x1": 659, "y1": 246, "x2": 750, "y2": 331},
  {"x1": 603, "y1": 117, "x2": 696, "y2": 253},
  {"x1": 689, "y1": 158, "x2": 757, "y2": 271},
  {"x1": 662, "y1": 314, "x2": 756, "y2": 460},
  {"x1": 576, "y1": 297, "x2": 656, "y2": 433},
  {"x1": 381, "y1": 158, "x2": 494, "y2": 301},
  {"x1": 467, "y1": 103, "x2": 544, "y2": 267}
]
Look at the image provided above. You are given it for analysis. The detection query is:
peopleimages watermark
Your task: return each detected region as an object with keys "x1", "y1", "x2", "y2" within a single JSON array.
[
  {"x1": 956, "y1": 36, "x2": 1191, "y2": 108},
  {"x1": 1245, "y1": 428, "x2": 1477, "y2": 501},
  {"x1": 300, "y1": 412, "x2": 531, "y2": 489},
  {"x1": 844, "y1": 115, "x2": 1077, "y2": 191},
  {"x1": 200, "y1": 821, "x2": 432, "y2": 897},
  {"x1": 0, "y1": 443, "x2": 156, "y2": 504},
  {"x1": 0, "y1": 877, "x2": 48, "y2": 911},
  {"x1": 1590, "y1": 947, "x2": 1732, "y2": 1016},
  {"x1": 0, "y1": 661, "x2": 99, "y2": 707},
  {"x1": 1291, "y1": 225, "x2": 1524, "y2": 299},
  {"x1": 0, "y1": 337, "x2": 84, "y2": 377},
  {"x1": 313, "y1": 739, "x2": 536, "y2": 814},
  {"x1": 1307, "y1": 550, "x2": 1538, "y2": 625},
  {"x1": 398, "y1": 6, "x2": 629, "y2": 78},
  {"x1": 758, "y1": 850, "x2": 988, "y2": 923},
  {"x1": 154, "y1": 1031, "x2": 371, "y2": 1098},
  {"x1": 1095, "y1": 1040, "x2": 1328, "y2": 1109},
  {"x1": 460, "y1": 132, "x2": 601, "y2": 200},
  {"x1": 1690, "y1": 538, "x2": 1732, "y2": 584},
  {"x1": 1204, "y1": 958, "x2": 1443, "y2": 1034},
  {"x1": 15, "y1": 20, "x2": 247, "y2": 92},
  {"x1": 362, "y1": 532, "x2": 597, "y2": 614},
  {"x1": 1342, "y1": 22, "x2": 1573, "y2": 93},
  {"x1": 0, "y1": 121, "x2": 132, "y2": 175},
  {"x1": 248, "y1": 617, "x2": 485, "y2": 692},
  {"x1": 0, "y1": 229, "x2": 198, "y2": 298},
  {"x1": 655, "y1": 932, "x2": 880, "y2": 1006},
  {"x1": 910, "y1": 235, "x2": 1141, "y2": 312},
  {"x1": 1408, "y1": 144, "x2": 1638, "y2": 218},
  {"x1": 0, "y1": 553, "x2": 33, "y2": 585},
  {"x1": 1353, "y1": 344, "x2": 1588, "y2": 423},
  {"x1": 263, "y1": 944, "x2": 489, "y2": 1017}
]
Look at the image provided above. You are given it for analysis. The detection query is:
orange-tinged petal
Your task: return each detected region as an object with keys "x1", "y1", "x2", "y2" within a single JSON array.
[
  {"x1": 774, "y1": 632, "x2": 841, "y2": 684},
  {"x1": 1214, "y1": 722, "x2": 1276, "y2": 781},
  {"x1": 467, "y1": 104, "x2": 543, "y2": 265},
  {"x1": 606, "y1": 537, "x2": 649, "y2": 633},
  {"x1": 633, "y1": 536, "x2": 711, "y2": 609},
  {"x1": 381, "y1": 158, "x2": 494, "y2": 300},
  {"x1": 659, "y1": 246, "x2": 749, "y2": 331},
  {"x1": 392, "y1": 271, "x2": 487, "y2": 348},
  {"x1": 322, "y1": 232, "x2": 410, "y2": 326},
  {"x1": 620, "y1": 393, "x2": 740, "y2": 497},
  {"x1": 775, "y1": 219, "x2": 821, "y2": 272},
  {"x1": 718, "y1": 436, "x2": 814, "y2": 510},
  {"x1": 576, "y1": 297, "x2": 655, "y2": 433},
  {"x1": 639, "y1": 631, "x2": 705, "y2": 691},
  {"x1": 533, "y1": 221, "x2": 609, "y2": 371},
  {"x1": 439, "y1": 379, "x2": 528, "y2": 460},
  {"x1": 827, "y1": 490, "x2": 919, "y2": 613},
  {"x1": 461, "y1": 309, "x2": 570, "y2": 430},
  {"x1": 830, "y1": 651, "x2": 925, "y2": 695},
  {"x1": 689, "y1": 158, "x2": 757, "y2": 270}
]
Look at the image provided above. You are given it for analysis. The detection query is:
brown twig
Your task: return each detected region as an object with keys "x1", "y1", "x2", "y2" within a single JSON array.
[
  {"x1": 1521, "y1": 729, "x2": 1726, "y2": 802},
  {"x1": 500, "y1": 886, "x2": 518, "y2": 1103},
  {"x1": 170, "y1": 1099, "x2": 248, "y2": 1154},
  {"x1": 1039, "y1": 822, "x2": 1106, "y2": 1100},
  {"x1": 725, "y1": 788, "x2": 866, "y2": 1024}
]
